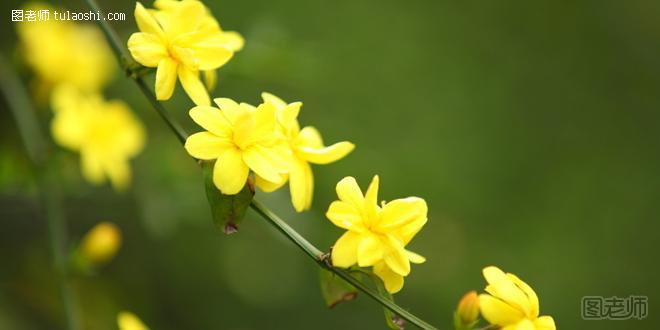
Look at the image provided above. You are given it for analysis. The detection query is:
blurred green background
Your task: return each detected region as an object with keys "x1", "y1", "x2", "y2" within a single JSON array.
[{"x1": 1, "y1": 0, "x2": 659, "y2": 329}]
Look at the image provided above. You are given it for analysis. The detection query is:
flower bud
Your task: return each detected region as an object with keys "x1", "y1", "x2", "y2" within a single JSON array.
[
  {"x1": 454, "y1": 290, "x2": 480, "y2": 329},
  {"x1": 80, "y1": 222, "x2": 121, "y2": 265}
]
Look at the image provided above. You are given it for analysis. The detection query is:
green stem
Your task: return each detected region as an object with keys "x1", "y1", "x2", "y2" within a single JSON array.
[
  {"x1": 0, "y1": 55, "x2": 80, "y2": 330},
  {"x1": 84, "y1": 3, "x2": 439, "y2": 329}
]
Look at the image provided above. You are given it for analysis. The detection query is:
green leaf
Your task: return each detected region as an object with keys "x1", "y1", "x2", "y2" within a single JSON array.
[
  {"x1": 319, "y1": 268, "x2": 358, "y2": 308},
  {"x1": 371, "y1": 272, "x2": 405, "y2": 330},
  {"x1": 202, "y1": 161, "x2": 254, "y2": 234}
]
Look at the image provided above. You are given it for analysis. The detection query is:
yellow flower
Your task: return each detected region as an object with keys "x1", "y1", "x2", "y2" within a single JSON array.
[
  {"x1": 16, "y1": 3, "x2": 115, "y2": 92},
  {"x1": 80, "y1": 222, "x2": 121, "y2": 265},
  {"x1": 117, "y1": 311, "x2": 149, "y2": 330},
  {"x1": 478, "y1": 266, "x2": 556, "y2": 330},
  {"x1": 51, "y1": 85, "x2": 145, "y2": 190},
  {"x1": 255, "y1": 93, "x2": 354, "y2": 212},
  {"x1": 326, "y1": 175, "x2": 427, "y2": 293},
  {"x1": 184, "y1": 98, "x2": 290, "y2": 194},
  {"x1": 151, "y1": 0, "x2": 245, "y2": 91},
  {"x1": 127, "y1": 1, "x2": 237, "y2": 106}
]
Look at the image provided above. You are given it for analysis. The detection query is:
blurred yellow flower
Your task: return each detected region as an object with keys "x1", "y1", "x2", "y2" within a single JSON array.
[
  {"x1": 15, "y1": 3, "x2": 115, "y2": 92},
  {"x1": 326, "y1": 175, "x2": 427, "y2": 293},
  {"x1": 184, "y1": 98, "x2": 290, "y2": 194},
  {"x1": 117, "y1": 311, "x2": 149, "y2": 330},
  {"x1": 151, "y1": 0, "x2": 245, "y2": 91},
  {"x1": 255, "y1": 93, "x2": 354, "y2": 212},
  {"x1": 80, "y1": 222, "x2": 121, "y2": 265},
  {"x1": 478, "y1": 266, "x2": 556, "y2": 330},
  {"x1": 127, "y1": 0, "x2": 238, "y2": 106},
  {"x1": 455, "y1": 290, "x2": 480, "y2": 329},
  {"x1": 51, "y1": 85, "x2": 145, "y2": 191}
]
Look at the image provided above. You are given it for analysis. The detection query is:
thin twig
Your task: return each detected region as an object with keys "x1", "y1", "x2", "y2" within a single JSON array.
[{"x1": 83, "y1": 2, "x2": 439, "y2": 329}]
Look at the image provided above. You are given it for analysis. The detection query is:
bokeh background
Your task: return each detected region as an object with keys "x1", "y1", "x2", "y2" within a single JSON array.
[{"x1": 1, "y1": 0, "x2": 659, "y2": 329}]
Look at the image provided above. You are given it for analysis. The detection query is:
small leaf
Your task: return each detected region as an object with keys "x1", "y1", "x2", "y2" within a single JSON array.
[
  {"x1": 202, "y1": 160, "x2": 254, "y2": 234},
  {"x1": 319, "y1": 268, "x2": 358, "y2": 308}
]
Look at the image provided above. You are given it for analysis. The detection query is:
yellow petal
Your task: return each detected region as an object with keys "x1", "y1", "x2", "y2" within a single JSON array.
[
  {"x1": 213, "y1": 98, "x2": 245, "y2": 124},
  {"x1": 105, "y1": 158, "x2": 131, "y2": 191},
  {"x1": 478, "y1": 294, "x2": 525, "y2": 326},
  {"x1": 189, "y1": 105, "x2": 231, "y2": 137},
  {"x1": 507, "y1": 273, "x2": 540, "y2": 318},
  {"x1": 81, "y1": 149, "x2": 104, "y2": 185},
  {"x1": 127, "y1": 32, "x2": 166, "y2": 67},
  {"x1": 134, "y1": 2, "x2": 164, "y2": 38},
  {"x1": 357, "y1": 234, "x2": 384, "y2": 267},
  {"x1": 243, "y1": 145, "x2": 289, "y2": 184},
  {"x1": 184, "y1": 132, "x2": 232, "y2": 160},
  {"x1": 298, "y1": 141, "x2": 354, "y2": 165},
  {"x1": 483, "y1": 268, "x2": 533, "y2": 317},
  {"x1": 336, "y1": 176, "x2": 364, "y2": 210},
  {"x1": 177, "y1": 66, "x2": 210, "y2": 106},
  {"x1": 117, "y1": 311, "x2": 149, "y2": 330},
  {"x1": 192, "y1": 41, "x2": 233, "y2": 70},
  {"x1": 326, "y1": 201, "x2": 365, "y2": 232},
  {"x1": 514, "y1": 319, "x2": 535, "y2": 330},
  {"x1": 219, "y1": 30, "x2": 245, "y2": 52},
  {"x1": 277, "y1": 103, "x2": 302, "y2": 133},
  {"x1": 255, "y1": 174, "x2": 288, "y2": 192},
  {"x1": 203, "y1": 70, "x2": 217, "y2": 91},
  {"x1": 331, "y1": 231, "x2": 361, "y2": 268},
  {"x1": 298, "y1": 126, "x2": 323, "y2": 149},
  {"x1": 155, "y1": 57, "x2": 177, "y2": 100},
  {"x1": 533, "y1": 316, "x2": 556, "y2": 330},
  {"x1": 213, "y1": 148, "x2": 249, "y2": 195},
  {"x1": 250, "y1": 102, "x2": 278, "y2": 142},
  {"x1": 363, "y1": 175, "x2": 379, "y2": 221},
  {"x1": 384, "y1": 238, "x2": 411, "y2": 276},
  {"x1": 378, "y1": 197, "x2": 427, "y2": 231},
  {"x1": 406, "y1": 250, "x2": 426, "y2": 264},
  {"x1": 289, "y1": 158, "x2": 313, "y2": 212},
  {"x1": 373, "y1": 261, "x2": 404, "y2": 294},
  {"x1": 261, "y1": 92, "x2": 287, "y2": 110},
  {"x1": 394, "y1": 210, "x2": 428, "y2": 245}
]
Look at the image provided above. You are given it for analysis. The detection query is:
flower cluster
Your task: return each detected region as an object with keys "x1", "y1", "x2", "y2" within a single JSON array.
[
  {"x1": 184, "y1": 93, "x2": 354, "y2": 208},
  {"x1": 16, "y1": 2, "x2": 145, "y2": 191},
  {"x1": 128, "y1": 0, "x2": 244, "y2": 106}
]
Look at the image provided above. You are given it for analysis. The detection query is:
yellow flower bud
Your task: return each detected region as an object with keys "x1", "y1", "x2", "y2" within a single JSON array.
[
  {"x1": 455, "y1": 290, "x2": 480, "y2": 329},
  {"x1": 117, "y1": 311, "x2": 149, "y2": 330},
  {"x1": 80, "y1": 222, "x2": 121, "y2": 265}
]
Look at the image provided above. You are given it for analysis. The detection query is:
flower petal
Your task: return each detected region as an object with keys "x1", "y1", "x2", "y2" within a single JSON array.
[
  {"x1": 363, "y1": 175, "x2": 380, "y2": 221},
  {"x1": 134, "y1": 2, "x2": 164, "y2": 38},
  {"x1": 255, "y1": 174, "x2": 288, "y2": 192},
  {"x1": 203, "y1": 70, "x2": 216, "y2": 91},
  {"x1": 483, "y1": 267, "x2": 533, "y2": 317},
  {"x1": 289, "y1": 158, "x2": 313, "y2": 212},
  {"x1": 219, "y1": 30, "x2": 245, "y2": 52},
  {"x1": 534, "y1": 316, "x2": 556, "y2": 330},
  {"x1": 298, "y1": 126, "x2": 323, "y2": 149},
  {"x1": 331, "y1": 231, "x2": 361, "y2": 268},
  {"x1": 193, "y1": 41, "x2": 233, "y2": 70},
  {"x1": 478, "y1": 294, "x2": 525, "y2": 326},
  {"x1": 261, "y1": 92, "x2": 287, "y2": 110},
  {"x1": 127, "y1": 32, "x2": 166, "y2": 67},
  {"x1": 357, "y1": 234, "x2": 384, "y2": 267},
  {"x1": 378, "y1": 197, "x2": 427, "y2": 231},
  {"x1": 81, "y1": 149, "x2": 104, "y2": 185},
  {"x1": 105, "y1": 158, "x2": 131, "y2": 191},
  {"x1": 242, "y1": 145, "x2": 288, "y2": 183},
  {"x1": 336, "y1": 176, "x2": 364, "y2": 210},
  {"x1": 212, "y1": 148, "x2": 249, "y2": 195},
  {"x1": 507, "y1": 273, "x2": 540, "y2": 318},
  {"x1": 184, "y1": 132, "x2": 231, "y2": 160},
  {"x1": 177, "y1": 66, "x2": 210, "y2": 106},
  {"x1": 155, "y1": 57, "x2": 177, "y2": 100},
  {"x1": 326, "y1": 201, "x2": 365, "y2": 232},
  {"x1": 406, "y1": 250, "x2": 426, "y2": 264},
  {"x1": 373, "y1": 261, "x2": 404, "y2": 294},
  {"x1": 384, "y1": 243, "x2": 411, "y2": 276},
  {"x1": 189, "y1": 105, "x2": 231, "y2": 137},
  {"x1": 514, "y1": 319, "x2": 535, "y2": 330},
  {"x1": 298, "y1": 141, "x2": 354, "y2": 165}
]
